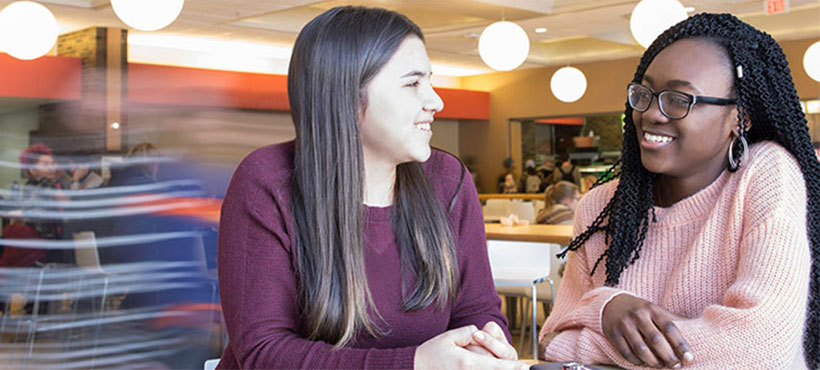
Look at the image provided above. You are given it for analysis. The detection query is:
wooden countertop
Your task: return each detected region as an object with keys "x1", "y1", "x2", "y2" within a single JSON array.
[{"x1": 484, "y1": 223, "x2": 574, "y2": 245}]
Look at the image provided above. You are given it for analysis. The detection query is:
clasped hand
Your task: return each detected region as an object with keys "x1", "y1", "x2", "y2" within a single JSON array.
[
  {"x1": 601, "y1": 294, "x2": 693, "y2": 368},
  {"x1": 415, "y1": 321, "x2": 528, "y2": 370}
]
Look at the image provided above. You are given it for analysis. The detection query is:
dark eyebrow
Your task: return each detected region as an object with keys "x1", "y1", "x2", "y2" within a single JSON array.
[
  {"x1": 667, "y1": 79, "x2": 696, "y2": 90},
  {"x1": 642, "y1": 75, "x2": 700, "y2": 93},
  {"x1": 401, "y1": 70, "x2": 431, "y2": 78}
]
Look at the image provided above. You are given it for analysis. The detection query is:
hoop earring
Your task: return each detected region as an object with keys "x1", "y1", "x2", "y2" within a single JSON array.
[{"x1": 728, "y1": 134, "x2": 748, "y2": 171}]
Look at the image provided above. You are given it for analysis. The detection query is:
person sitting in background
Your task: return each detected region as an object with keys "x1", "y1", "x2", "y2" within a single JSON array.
[
  {"x1": 501, "y1": 173, "x2": 518, "y2": 194},
  {"x1": 535, "y1": 181, "x2": 579, "y2": 225},
  {"x1": 496, "y1": 157, "x2": 515, "y2": 193},
  {"x1": 0, "y1": 143, "x2": 67, "y2": 267},
  {"x1": 539, "y1": 13, "x2": 818, "y2": 369},
  {"x1": 63, "y1": 151, "x2": 104, "y2": 190}
]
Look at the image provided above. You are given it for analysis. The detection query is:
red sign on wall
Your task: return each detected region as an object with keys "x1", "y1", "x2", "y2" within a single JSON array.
[{"x1": 766, "y1": 0, "x2": 790, "y2": 15}]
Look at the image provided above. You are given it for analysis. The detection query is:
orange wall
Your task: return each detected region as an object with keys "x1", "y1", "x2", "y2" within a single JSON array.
[
  {"x1": 462, "y1": 38, "x2": 820, "y2": 193},
  {"x1": 0, "y1": 53, "x2": 81, "y2": 100},
  {"x1": 127, "y1": 63, "x2": 490, "y2": 120}
]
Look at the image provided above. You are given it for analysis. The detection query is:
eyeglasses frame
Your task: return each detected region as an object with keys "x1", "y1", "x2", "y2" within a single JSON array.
[{"x1": 627, "y1": 82, "x2": 737, "y2": 119}]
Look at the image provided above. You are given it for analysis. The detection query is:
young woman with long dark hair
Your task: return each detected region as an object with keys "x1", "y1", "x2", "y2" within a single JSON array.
[
  {"x1": 217, "y1": 6, "x2": 525, "y2": 369},
  {"x1": 538, "y1": 13, "x2": 818, "y2": 369}
]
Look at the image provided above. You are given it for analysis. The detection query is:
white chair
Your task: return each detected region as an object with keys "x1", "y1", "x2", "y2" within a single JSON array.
[
  {"x1": 483, "y1": 199, "x2": 512, "y2": 222},
  {"x1": 204, "y1": 358, "x2": 220, "y2": 370},
  {"x1": 486, "y1": 240, "x2": 553, "y2": 358},
  {"x1": 509, "y1": 200, "x2": 536, "y2": 224}
]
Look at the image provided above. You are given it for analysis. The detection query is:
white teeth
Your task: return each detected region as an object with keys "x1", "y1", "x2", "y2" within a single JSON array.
[
  {"x1": 416, "y1": 123, "x2": 431, "y2": 131},
  {"x1": 644, "y1": 132, "x2": 673, "y2": 143}
]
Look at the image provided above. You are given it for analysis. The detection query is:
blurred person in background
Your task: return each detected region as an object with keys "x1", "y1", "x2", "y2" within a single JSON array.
[
  {"x1": 0, "y1": 143, "x2": 67, "y2": 267},
  {"x1": 501, "y1": 173, "x2": 518, "y2": 194},
  {"x1": 496, "y1": 157, "x2": 515, "y2": 193},
  {"x1": 521, "y1": 159, "x2": 542, "y2": 194},
  {"x1": 101, "y1": 142, "x2": 220, "y2": 368},
  {"x1": 535, "y1": 181, "x2": 579, "y2": 226},
  {"x1": 552, "y1": 154, "x2": 580, "y2": 187},
  {"x1": 217, "y1": 6, "x2": 524, "y2": 369},
  {"x1": 62, "y1": 151, "x2": 104, "y2": 191},
  {"x1": 538, "y1": 13, "x2": 818, "y2": 369}
]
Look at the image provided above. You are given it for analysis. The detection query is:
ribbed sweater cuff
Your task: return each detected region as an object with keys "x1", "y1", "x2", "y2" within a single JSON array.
[
  {"x1": 571, "y1": 287, "x2": 630, "y2": 335},
  {"x1": 365, "y1": 346, "x2": 417, "y2": 369}
]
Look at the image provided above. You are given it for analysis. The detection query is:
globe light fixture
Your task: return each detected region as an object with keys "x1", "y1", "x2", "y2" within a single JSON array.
[
  {"x1": 550, "y1": 66, "x2": 587, "y2": 103},
  {"x1": 478, "y1": 21, "x2": 530, "y2": 71},
  {"x1": 804, "y1": 41, "x2": 820, "y2": 82},
  {"x1": 629, "y1": 0, "x2": 687, "y2": 48},
  {"x1": 0, "y1": 1, "x2": 58, "y2": 60},
  {"x1": 111, "y1": 0, "x2": 184, "y2": 31}
]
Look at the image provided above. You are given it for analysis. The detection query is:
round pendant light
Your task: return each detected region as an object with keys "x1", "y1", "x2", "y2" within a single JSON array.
[
  {"x1": 0, "y1": 1, "x2": 58, "y2": 60},
  {"x1": 804, "y1": 41, "x2": 820, "y2": 82},
  {"x1": 629, "y1": 0, "x2": 687, "y2": 48},
  {"x1": 550, "y1": 66, "x2": 587, "y2": 103},
  {"x1": 111, "y1": 0, "x2": 184, "y2": 31},
  {"x1": 478, "y1": 21, "x2": 530, "y2": 71}
]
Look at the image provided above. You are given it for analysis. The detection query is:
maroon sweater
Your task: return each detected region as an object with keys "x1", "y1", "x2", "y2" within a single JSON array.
[{"x1": 217, "y1": 141, "x2": 509, "y2": 369}]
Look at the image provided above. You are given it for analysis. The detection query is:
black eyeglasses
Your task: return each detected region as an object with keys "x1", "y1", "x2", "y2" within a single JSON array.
[{"x1": 627, "y1": 83, "x2": 736, "y2": 119}]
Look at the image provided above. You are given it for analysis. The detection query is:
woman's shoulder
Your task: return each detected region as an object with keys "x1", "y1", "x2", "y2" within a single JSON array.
[
  {"x1": 738, "y1": 140, "x2": 806, "y2": 219},
  {"x1": 226, "y1": 141, "x2": 295, "y2": 207},
  {"x1": 421, "y1": 148, "x2": 467, "y2": 188},
  {"x1": 237, "y1": 140, "x2": 296, "y2": 176}
]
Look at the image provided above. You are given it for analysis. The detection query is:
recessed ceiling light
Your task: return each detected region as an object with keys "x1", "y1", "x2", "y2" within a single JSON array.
[{"x1": 535, "y1": 27, "x2": 547, "y2": 33}]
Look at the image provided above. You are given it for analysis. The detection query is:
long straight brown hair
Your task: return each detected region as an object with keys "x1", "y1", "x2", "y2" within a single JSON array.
[{"x1": 288, "y1": 6, "x2": 460, "y2": 348}]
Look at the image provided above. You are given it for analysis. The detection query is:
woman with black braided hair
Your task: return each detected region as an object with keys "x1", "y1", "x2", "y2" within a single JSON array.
[{"x1": 537, "y1": 13, "x2": 818, "y2": 369}]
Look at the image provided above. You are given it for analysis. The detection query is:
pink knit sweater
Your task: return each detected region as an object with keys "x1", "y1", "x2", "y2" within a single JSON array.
[{"x1": 539, "y1": 141, "x2": 810, "y2": 369}]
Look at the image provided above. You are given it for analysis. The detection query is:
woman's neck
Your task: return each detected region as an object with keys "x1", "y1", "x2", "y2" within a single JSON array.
[
  {"x1": 363, "y1": 156, "x2": 397, "y2": 207},
  {"x1": 654, "y1": 166, "x2": 726, "y2": 207}
]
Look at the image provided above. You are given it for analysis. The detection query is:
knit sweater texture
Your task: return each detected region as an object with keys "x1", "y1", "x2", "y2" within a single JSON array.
[
  {"x1": 217, "y1": 141, "x2": 508, "y2": 369},
  {"x1": 539, "y1": 141, "x2": 810, "y2": 369}
]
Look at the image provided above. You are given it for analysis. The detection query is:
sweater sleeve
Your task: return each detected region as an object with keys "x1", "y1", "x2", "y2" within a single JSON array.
[
  {"x1": 537, "y1": 183, "x2": 634, "y2": 364},
  {"x1": 217, "y1": 159, "x2": 416, "y2": 369},
  {"x1": 445, "y1": 166, "x2": 513, "y2": 343}
]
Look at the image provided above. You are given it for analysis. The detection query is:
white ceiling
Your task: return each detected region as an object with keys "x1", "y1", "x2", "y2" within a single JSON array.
[{"x1": 2, "y1": 0, "x2": 819, "y2": 75}]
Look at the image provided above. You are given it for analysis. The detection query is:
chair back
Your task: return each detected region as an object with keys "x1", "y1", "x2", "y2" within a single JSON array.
[
  {"x1": 509, "y1": 201, "x2": 536, "y2": 223},
  {"x1": 73, "y1": 231, "x2": 103, "y2": 273},
  {"x1": 486, "y1": 240, "x2": 551, "y2": 283},
  {"x1": 483, "y1": 199, "x2": 512, "y2": 221}
]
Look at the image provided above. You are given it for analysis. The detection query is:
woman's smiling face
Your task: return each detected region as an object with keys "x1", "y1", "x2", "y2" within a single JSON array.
[{"x1": 632, "y1": 38, "x2": 739, "y2": 182}]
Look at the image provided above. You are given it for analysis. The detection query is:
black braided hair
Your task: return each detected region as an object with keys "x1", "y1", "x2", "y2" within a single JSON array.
[{"x1": 558, "y1": 13, "x2": 819, "y2": 368}]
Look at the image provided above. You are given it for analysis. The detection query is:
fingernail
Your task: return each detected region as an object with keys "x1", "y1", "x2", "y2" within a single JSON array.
[
  {"x1": 473, "y1": 331, "x2": 485, "y2": 340},
  {"x1": 683, "y1": 352, "x2": 694, "y2": 361},
  {"x1": 673, "y1": 362, "x2": 681, "y2": 368}
]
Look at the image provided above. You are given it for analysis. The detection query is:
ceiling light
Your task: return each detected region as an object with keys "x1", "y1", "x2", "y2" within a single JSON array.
[
  {"x1": 111, "y1": 0, "x2": 184, "y2": 31},
  {"x1": 804, "y1": 41, "x2": 820, "y2": 82},
  {"x1": 0, "y1": 1, "x2": 58, "y2": 60},
  {"x1": 535, "y1": 27, "x2": 547, "y2": 34},
  {"x1": 629, "y1": 0, "x2": 688, "y2": 48},
  {"x1": 550, "y1": 66, "x2": 587, "y2": 103},
  {"x1": 478, "y1": 21, "x2": 530, "y2": 71}
]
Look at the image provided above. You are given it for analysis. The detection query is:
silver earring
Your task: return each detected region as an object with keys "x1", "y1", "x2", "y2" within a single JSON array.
[{"x1": 728, "y1": 134, "x2": 748, "y2": 170}]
